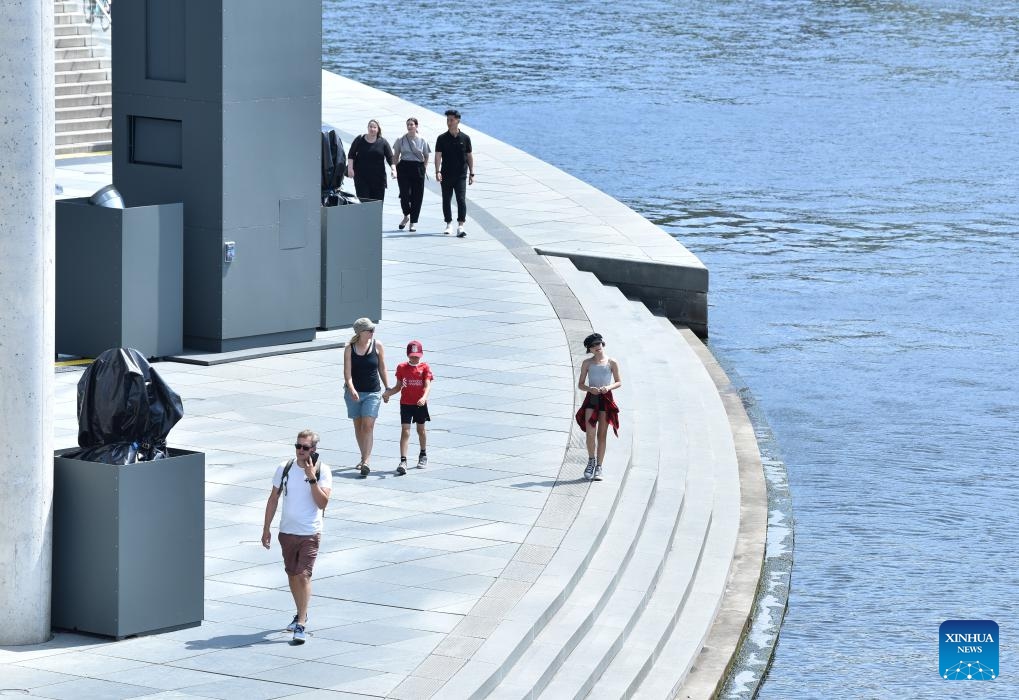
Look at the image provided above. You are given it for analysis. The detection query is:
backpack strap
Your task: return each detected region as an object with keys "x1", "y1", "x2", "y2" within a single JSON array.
[
  {"x1": 280, "y1": 458, "x2": 322, "y2": 497},
  {"x1": 279, "y1": 458, "x2": 296, "y2": 496}
]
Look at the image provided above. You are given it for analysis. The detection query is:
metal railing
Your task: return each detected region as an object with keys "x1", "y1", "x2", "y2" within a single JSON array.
[{"x1": 83, "y1": 0, "x2": 111, "y2": 31}]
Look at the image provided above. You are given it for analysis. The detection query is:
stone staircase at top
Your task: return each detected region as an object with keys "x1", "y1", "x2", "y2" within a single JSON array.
[
  {"x1": 436, "y1": 256, "x2": 744, "y2": 699},
  {"x1": 54, "y1": 0, "x2": 112, "y2": 157}
]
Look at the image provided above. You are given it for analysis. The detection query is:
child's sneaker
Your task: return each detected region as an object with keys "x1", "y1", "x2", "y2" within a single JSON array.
[
  {"x1": 396, "y1": 460, "x2": 407, "y2": 476},
  {"x1": 593, "y1": 465, "x2": 603, "y2": 481},
  {"x1": 584, "y1": 458, "x2": 595, "y2": 480},
  {"x1": 417, "y1": 455, "x2": 428, "y2": 469}
]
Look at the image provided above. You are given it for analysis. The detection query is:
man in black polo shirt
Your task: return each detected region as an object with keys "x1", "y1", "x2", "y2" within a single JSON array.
[{"x1": 434, "y1": 109, "x2": 475, "y2": 238}]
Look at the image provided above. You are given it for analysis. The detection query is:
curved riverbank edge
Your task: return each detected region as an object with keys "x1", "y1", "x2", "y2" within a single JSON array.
[
  {"x1": 710, "y1": 355, "x2": 794, "y2": 699},
  {"x1": 323, "y1": 70, "x2": 775, "y2": 696}
]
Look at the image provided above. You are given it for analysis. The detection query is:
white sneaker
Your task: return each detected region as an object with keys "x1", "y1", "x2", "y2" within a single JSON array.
[
  {"x1": 456, "y1": 224, "x2": 467, "y2": 238},
  {"x1": 444, "y1": 223, "x2": 453, "y2": 235},
  {"x1": 584, "y1": 458, "x2": 595, "y2": 480},
  {"x1": 593, "y1": 465, "x2": 603, "y2": 481}
]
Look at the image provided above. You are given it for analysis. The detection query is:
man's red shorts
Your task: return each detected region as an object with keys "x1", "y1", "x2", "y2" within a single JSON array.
[{"x1": 278, "y1": 532, "x2": 321, "y2": 577}]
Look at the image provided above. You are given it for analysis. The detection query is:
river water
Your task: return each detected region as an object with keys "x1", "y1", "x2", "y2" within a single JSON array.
[{"x1": 323, "y1": 1, "x2": 1018, "y2": 696}]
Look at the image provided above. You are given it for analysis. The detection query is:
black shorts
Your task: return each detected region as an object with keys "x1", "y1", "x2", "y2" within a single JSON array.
[
  {"x1": 580, "y1": 393, "x2": 614, "y2": 412},
  {"x1": 400, "y1": 403, "x2": 430, "y2": 424}
]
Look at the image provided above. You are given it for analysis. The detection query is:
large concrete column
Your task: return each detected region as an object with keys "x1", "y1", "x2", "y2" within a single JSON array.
[{"x1": 0, "y1": 0, "x2": 55, "y2": 644}]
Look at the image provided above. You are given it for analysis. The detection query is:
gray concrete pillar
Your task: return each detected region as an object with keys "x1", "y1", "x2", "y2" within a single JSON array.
[{"x1": 0, "y1": 0, "x2": 55, "y2": 644}]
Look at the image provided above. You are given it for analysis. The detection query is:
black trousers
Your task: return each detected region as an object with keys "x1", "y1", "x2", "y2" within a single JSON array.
[
  {"x1": 353, "y1": 173, "x2": 386, "y2": 202},
  {"x1": 440, "y1": 175, "x2": 468, "y2": 224},
  {"x1": 396, "y1": 161, "x2": 426, "y2": 222}
]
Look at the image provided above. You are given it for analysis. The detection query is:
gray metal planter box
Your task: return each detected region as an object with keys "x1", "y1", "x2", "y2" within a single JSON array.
[
  {"x1": 52, "y1": 448, "x2": 205, "y2": 639},
  {"x1": 320, "y1": 200, "x2": 383, "y2": 330},
  {"x1": 56, "y1": 199, "x2": 184, "y2": 358}
]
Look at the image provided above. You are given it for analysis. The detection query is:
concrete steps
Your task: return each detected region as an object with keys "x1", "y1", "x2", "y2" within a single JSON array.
[
  {"x1": 437, "y1": 256, "x2": 744, "y2": 699},
  {"x1": 56, "y1": 91, "x2": 112, "y2": 109},
  {"x1": 437, "y1": 260, "x2": 642, "y2": 698},
  {"x1": 505, "y1": 277, "x2": 694, "y2": 700},
  {"x1": 537, "y1": 306, "x2": 712, "y2": 700},
  {"x1": 55, "y1": 67, "x2": 110, "y2": 84},
  {"x1": 584, "y1": 315, "x2": 742, "y2": 699},
  {"x1": 53, "y1": 0, "x2": 112, "y2": 157}
]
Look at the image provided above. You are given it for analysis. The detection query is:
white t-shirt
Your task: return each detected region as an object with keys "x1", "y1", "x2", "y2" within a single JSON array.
[{"x1": 272, "y1": 459, "x2": 332, "y2": 536}]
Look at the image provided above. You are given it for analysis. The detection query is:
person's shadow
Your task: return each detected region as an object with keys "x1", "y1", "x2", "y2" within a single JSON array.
[{"x1": 184, "y1": 628, "x2": 302, "y2": 650}]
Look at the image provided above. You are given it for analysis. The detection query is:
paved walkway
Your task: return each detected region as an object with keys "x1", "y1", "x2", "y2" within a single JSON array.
[
  {"x1": 7, "y1": 72, "x2": 763, "y2": 700},
  {"x1": 24, "y1": 163, "x2": 585, "y2": 700}
]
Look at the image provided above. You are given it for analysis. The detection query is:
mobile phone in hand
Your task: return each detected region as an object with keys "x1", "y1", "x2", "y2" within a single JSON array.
[{"x1": 310, "y1": 451, "x2": 319, "y2": 465}]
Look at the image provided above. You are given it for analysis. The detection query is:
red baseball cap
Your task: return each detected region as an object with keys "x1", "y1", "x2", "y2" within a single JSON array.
[{"x1": 407, "y1": 340, "x2": 424, "y2": 358}]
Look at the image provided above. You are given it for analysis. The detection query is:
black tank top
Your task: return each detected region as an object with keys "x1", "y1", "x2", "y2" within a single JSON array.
[{"x1": 350, "y1": 339, "x2": 381, "y2": 392}]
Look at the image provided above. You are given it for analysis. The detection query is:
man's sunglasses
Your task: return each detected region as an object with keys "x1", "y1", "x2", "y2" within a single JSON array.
[{"x1": 294, "y1": 443, "x2": 313, "y2": 451}]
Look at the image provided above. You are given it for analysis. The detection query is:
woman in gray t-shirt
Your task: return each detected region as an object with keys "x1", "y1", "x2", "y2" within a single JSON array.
[{"x1": 392, "y1": 117, "x2": 432, "y2": 232}]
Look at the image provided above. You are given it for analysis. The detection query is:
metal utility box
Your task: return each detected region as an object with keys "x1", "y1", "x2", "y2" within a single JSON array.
[
  {"x1": 55, "y1": 199, "x2": 184, "y2": 358},
  {"x1": 52, "y1": 448, "x2": 205, "y2": 639},
  {"x1": 112, "y1": 0, "x2": 324, "y2": 352},
  {"x1": 320, "y1": 200, "x2": 383, "y2": 330}
]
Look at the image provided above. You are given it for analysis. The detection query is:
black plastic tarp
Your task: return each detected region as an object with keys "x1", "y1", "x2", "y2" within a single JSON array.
[
  {"x1": 67, "y1": 347, "x2": 184, "y2": 464},
  {"x1": 321, "y1": 129, "x2": 346, "y2": 205}
]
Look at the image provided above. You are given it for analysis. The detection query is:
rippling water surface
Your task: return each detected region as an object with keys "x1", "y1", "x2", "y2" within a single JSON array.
[{"x1": 324, "y1": 1, "x2": 1018, "y2": 695}]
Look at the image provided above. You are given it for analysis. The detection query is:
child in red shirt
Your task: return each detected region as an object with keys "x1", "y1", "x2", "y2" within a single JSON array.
[{"x1": 383, "y1": 340, "x2": 433, "y2": 475}]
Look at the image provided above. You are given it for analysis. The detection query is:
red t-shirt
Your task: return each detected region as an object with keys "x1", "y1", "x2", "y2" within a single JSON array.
[{"x1": 396, "y1": 361, "x2": 433, "y2": 405}]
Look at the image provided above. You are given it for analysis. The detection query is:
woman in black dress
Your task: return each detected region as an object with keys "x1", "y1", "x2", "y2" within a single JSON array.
[{"x1": 347, "y1": 119, "x2": 395, "y2": 201}]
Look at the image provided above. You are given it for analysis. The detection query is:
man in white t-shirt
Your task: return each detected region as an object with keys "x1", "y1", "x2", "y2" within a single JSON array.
[{"x1": 261, "y1": 429, "x2": 332, "y2": 643}]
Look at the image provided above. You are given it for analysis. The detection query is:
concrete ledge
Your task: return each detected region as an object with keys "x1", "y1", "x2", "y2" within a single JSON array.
[
  {"x1": 536, "y1": 247, "x2": 709, "y2": 337},
  {"x1": 677, "y1": 327, "x2": 768, "y2": 699}
]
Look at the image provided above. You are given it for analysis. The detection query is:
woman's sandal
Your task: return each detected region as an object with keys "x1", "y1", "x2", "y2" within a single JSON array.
[{"x1": 359, "y1": 463, "x2": 371, "y2": 477}]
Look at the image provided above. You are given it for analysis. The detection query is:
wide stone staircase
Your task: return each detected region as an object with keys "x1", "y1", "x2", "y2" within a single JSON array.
[
  {"x1": 54, "y1": 0, "x2": 112, "y2": 157},
  {"x1": 434, "y1": 256, "x2": 749, "y2": 699}
]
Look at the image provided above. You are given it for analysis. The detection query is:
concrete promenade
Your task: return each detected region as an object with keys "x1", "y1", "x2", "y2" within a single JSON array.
[{"x1": 2, "y1": 73, "x2": 767, "y2": 699}]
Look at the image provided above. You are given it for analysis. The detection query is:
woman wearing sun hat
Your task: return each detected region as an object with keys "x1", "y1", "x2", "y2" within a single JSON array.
[{"x1": 343, "y1": 318, "x2": 391, "y2": 476}]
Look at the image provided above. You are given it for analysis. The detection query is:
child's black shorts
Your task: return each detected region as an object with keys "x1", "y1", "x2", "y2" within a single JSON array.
[{"x1": 400, "y1": 404, "x2": 430, "y2": 424}]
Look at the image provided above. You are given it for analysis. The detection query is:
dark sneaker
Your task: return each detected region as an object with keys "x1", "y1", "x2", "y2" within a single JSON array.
[
  {"x1": 396, "y1": 461, "x2": 407, "y2": 476},
  {"x1": 584, "y1": 458, "x2": 595, "y2": 480},
  {"x1": 593, "y1": 465, "x2": 603, "y2": 481},
  {"x1": 286, "y1": 614, "x2": 300, "y2": 632},
  {"x1": 416, "y1": 455, "x2": 428, "y2": 469},
  {"x1": 293, "y1": 623, "x2": 306, "y2": 644},
  {"x1": 359, "y1": 464, "x2": 371, "y2": 477}
]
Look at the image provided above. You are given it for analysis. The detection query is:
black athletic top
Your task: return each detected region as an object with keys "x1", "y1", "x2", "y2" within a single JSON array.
[
  {"x1": 349, "y1": 339, "x2": 381, "y2": 392},
  {"x1": 435, "y1": 130, "x2": 473, "y2": 178}
]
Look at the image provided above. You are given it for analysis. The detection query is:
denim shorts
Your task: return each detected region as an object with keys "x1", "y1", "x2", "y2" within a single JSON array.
[{"x1": 344, "y1": 389, "x2": 382, "y2": 419}]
